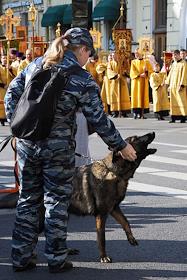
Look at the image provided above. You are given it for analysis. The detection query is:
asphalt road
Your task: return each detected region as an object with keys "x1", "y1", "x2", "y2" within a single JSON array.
[{"x1": 0, "y1": 115, "x2": 187, "y2": 280}]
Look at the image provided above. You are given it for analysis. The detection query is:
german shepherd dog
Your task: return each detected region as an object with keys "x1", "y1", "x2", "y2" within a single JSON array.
[
  {"x1": 12, "y1": 132, "x2": 156, "y2": 263},
  {"x1": 67, "y1": 132, "x2": 157, "y2": 263}
]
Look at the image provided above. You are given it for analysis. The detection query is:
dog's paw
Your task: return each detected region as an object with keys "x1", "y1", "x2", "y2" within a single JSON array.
[
  {"x1": 128, "y1": 236, "x2": 139, "y2": 246},
  {"x1": 67, "y1": 248, "x2": 80, "y2": 255},
  {"x1": 100, "y1": 256, "x2": 112, "y2": 263}
]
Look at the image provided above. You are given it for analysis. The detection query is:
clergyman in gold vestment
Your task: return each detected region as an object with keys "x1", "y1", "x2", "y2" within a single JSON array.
[
  {"x1": 0, "y1": 55, "x2": 14, "y2": 125},
  {"x1": 107, "y1": 53, "x2": 131, "y2": 118},
  {"x1": 150, "y1": 63, "x2": 169, "y2": 120},
  {"x1": 165, "y1": 50, "x2": 187, "y2": 123},
  {"x1": 130, "y1": 49, "x2": 153, "y2": 119}
]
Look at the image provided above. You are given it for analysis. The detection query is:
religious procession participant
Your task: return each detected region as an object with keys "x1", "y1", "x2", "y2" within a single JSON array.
[
  {"x1": 165, "y1": 49, "x2": 187, "y2": 123},
  {"x1": 180, "y1": 49, "x2": 187, "y2": 62},
  {"x1": 0, "y1": 54, "x2": 14, "y2": 125},
  {"x1": 9, "y1": 49, "x2": 17, "y2": 64},
  {"x1": 150, "y1": 63, "x2": 169, "y2": 120},
  {"x1": 161, "y1": 53, "x2": 173, "y2": 75},
  {"x1": 146, "y1": 53, "x2": 157, "y2": 103},
  {"x1": 11, "y1": 52, "x2": 24, "y2": 76},
  {"x1": 17, "y1": 49, "x2": 32, "y2": 75},
  {"x1": 107, "y1": 51, "x2": 131, "y2": 118},
  {"x1": 146, "y1": 53, "x2": 157, "y2": 69},
  {"x1": 9, "y1": 49, "x2": 18, "y2": 77},
  {"x1": 96, "y1": 54, "x2": 111, "y2": 114},
  {"x1": 130, "y1": 48, "x2": 153, "y2": 119},
  {"x1": 85, "y1": 53, "x2": 102, "y2": 87}
]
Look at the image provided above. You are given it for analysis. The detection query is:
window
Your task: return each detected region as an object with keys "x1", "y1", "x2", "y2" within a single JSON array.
[
  {"x1": 155, "y1": 0, "x2": 167, "y2": 29},
  {"x1": 21, "y1": 13, "x2": 28, "y2": 27}
]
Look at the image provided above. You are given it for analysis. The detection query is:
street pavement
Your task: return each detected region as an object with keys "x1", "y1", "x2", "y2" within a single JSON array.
[{"x1": 0, "y1": 113, "x2": 187, "y2": 280}]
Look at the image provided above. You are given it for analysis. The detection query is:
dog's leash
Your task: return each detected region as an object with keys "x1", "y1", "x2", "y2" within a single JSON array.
[
  {"x1": 75, "y1": 152, "x2": 93, "y2": 161},
  {"x1": 5, "y1": 138, "x2": 93, "y2": 189},
  {"x1": 1, "y1": 135, "x2": 93, "y2": 189}
]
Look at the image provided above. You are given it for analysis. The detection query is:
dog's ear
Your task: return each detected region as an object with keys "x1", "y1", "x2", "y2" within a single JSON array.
[{"x1": 125, "y1": 135, "x2": 137, "y2": 144}]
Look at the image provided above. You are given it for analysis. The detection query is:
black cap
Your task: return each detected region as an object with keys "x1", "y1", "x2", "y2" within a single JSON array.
[
  {"x1": 16, "y1": 52, "x2": 24, "y2": 58},
  {"x1": 64, "y1": 27, "x2": 95, "y2": 56},
  {"x1": 10, "y1": 49, "x2": 17, "y2": 55}
]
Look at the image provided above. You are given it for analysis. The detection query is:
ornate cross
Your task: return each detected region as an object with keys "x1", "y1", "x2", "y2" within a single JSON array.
[
  {"x1": 0, "y1": 8, "x2": 20, "y2": 80},
  {"x1": 0, "y1": 8, "x2": 21, "y2": 41}
]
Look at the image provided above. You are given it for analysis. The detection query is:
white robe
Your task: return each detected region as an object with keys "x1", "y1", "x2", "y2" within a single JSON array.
[{"x1": 75, "y1": 112, "x2": 92, "y2": 167}]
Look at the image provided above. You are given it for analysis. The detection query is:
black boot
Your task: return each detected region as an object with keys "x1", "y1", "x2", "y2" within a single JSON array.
[
  {"x1": 180, "y1": 116, "x2": 186, "y2": 123},
  {"x1": 1, "y1": 120, "x2": 5, "y2": 126},
  {"x1": 111, "y1": 111, "x2": 118, "y2": 118},
  {"x1": 158, "y1": 114, "x2": 165, "y2": 120},
  {"x1": 169, "y1": 116, "x2": 175, "y2": 123}
]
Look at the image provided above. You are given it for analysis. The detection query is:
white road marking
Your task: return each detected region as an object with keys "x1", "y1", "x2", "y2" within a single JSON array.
[
  {"x1": 137, "y1": 167, "x2": 167, "y2": 173},
  {"x1": 147, "y1": 171, "x2": 187, "y2": 180},
  {"x1": 147, "y1": 155, "x2": 187, "y2": 166},
  {"x1": 128, "y1": 181, "x2": 187, "y2": 200},
  {"x1": 153, "y1": 142, "x2": 187, "y2": 148},
  {"x1": 0, "y1": 183, "x2": 15, "y2": 189},
  {"x1": 0, "y1": 161, "x2": 15, "y2": 188},
  {"x1": 0, "y1": 177, "x2": 15, "y2": 184},
  {"x1": 163, "y1": 127, "x2": 187, "y2": 133},
  {"x1": 171, "y1": 149, "x2": 187, "y2": 154},
  {"x1": 0, "y1": 161, "x2": 14, "y2": 167},
  {"x1": 137, "y1": 167, "x2": 187, "y2": 180}
]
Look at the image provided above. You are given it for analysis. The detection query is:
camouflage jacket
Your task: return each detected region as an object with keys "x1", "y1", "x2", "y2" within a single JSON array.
[{"x1": 4, "y1": 50, "x2": 127, "y2": 151}]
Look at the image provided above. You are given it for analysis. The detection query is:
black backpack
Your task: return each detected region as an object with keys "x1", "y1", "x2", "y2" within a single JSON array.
[{"x1": 10, "y1": 64, "x2": 77, "y2": 141}]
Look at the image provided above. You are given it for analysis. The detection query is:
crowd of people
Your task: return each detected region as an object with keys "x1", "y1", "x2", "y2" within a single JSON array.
[
  {"x1": 0, "y1": 49, "x2": 32, "y2": 125},
  {"x1": 1, "y1": 46, "x2": 187, "y2": 125},
  {"x1": 85, "y1": 48, "x2": 187, "y2": 123}
]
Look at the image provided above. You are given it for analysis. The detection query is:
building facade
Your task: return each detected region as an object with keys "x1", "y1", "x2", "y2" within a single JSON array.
[
  {"x1": 127, "y1": 0, "x2": 187, "y2": 61},
  {"x1": 0, "y1": 0, "x2": 186, "y2": 61}
]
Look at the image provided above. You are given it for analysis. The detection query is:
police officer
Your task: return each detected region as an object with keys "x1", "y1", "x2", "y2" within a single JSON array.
[{"x1": 5, "y1": 28, "x2": 137, "y2": 273}]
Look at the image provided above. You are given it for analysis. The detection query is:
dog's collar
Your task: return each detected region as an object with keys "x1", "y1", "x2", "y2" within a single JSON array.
[{"x1": 101, "y1": 159, "x2": 117, "y2": 173}]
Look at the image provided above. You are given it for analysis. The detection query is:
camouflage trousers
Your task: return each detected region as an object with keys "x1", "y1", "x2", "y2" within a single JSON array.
[{"x1": 12, "y1": 139, "x2": 75, "y2": 268}]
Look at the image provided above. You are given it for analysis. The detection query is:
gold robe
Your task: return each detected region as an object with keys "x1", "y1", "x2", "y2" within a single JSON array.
[
  {"x1": 0, "y1": 65, "x2": 14, "y2": 120},
  {"x1": 150, "y1": 72, "x2": 169, "y2": 113},
  {"x1": 17, "y1": 59, "x2": 31, "y2": 75},
  {"x1": 85, "y1": 61, "x2": 102, "y2": 87},
  {"x1": 107, "y1": 60, "x2": 131, "y2": 112},
  {"x1": 11, "y1": 59, "x2": 19, "y2": 77},
  {"x1": 96, "y1": 63, "x2": 109, "y2": 112},
  {"x1": 130, "y1": 58, "x2": 153, "y2": 113},
  {"x1": 165, "y1": 60, "x2": 187, "y2": 116}
]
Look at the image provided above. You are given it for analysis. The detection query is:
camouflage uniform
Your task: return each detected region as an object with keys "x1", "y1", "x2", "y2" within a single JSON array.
[{"x1": 5, "y1": 33, "x2": 127, "y2": 270}]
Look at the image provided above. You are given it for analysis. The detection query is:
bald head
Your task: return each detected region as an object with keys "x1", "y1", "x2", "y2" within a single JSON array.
[{"x1": 26, "y1": 49, "x2": 32, "y2": 62}]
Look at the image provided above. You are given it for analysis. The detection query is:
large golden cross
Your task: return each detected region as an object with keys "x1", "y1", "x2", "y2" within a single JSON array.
[
  {"x1": 0, "y1": 8, "x2": 20, "y2": 80},
  {"x1": 0, "y1": 8, "x2": 21, "y2": 41}
]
